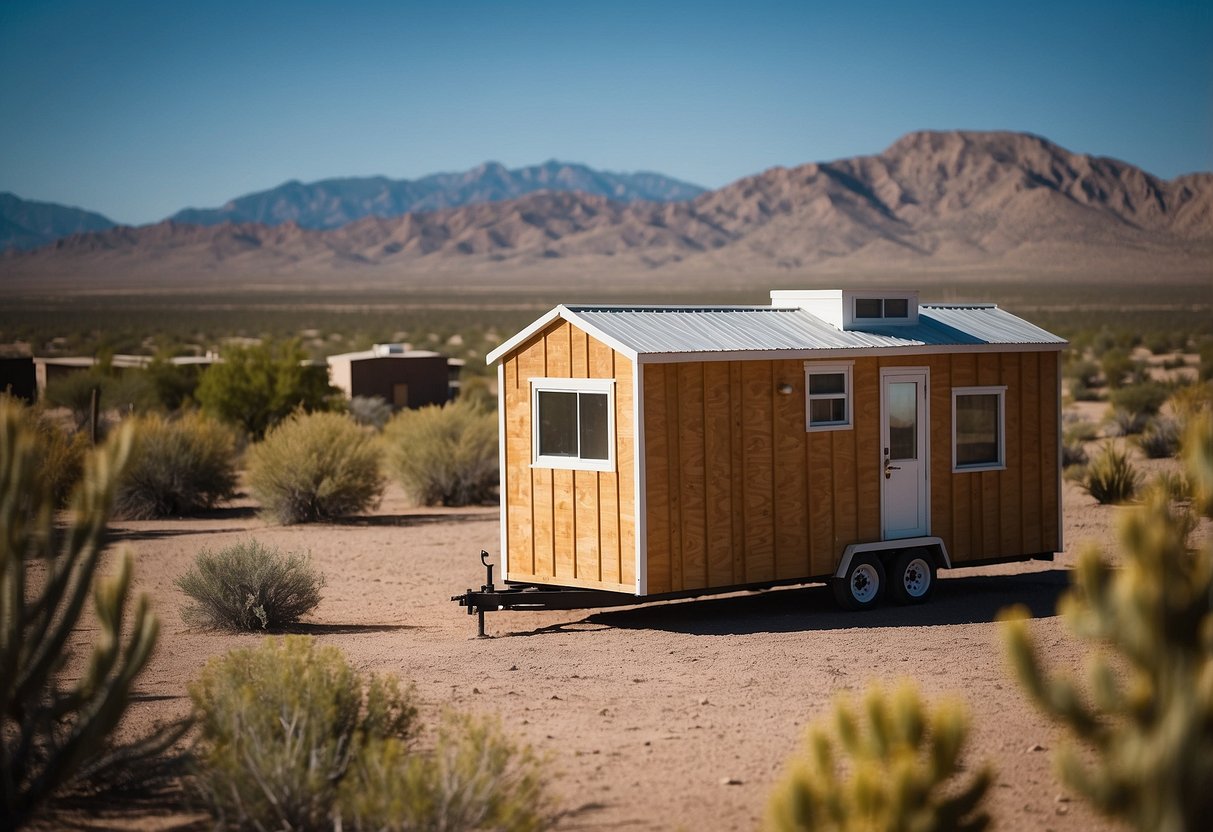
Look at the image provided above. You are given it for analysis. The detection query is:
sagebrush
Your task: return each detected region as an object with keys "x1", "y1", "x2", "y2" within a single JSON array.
[
  {"x1": 113, "y1": 411, "x2": 238, "y2": 519},
  {"x1": 348, "y1": 395, "x2": 393, "y2": 430},
  {"x1": 1137, "y1": 416, "x2": 1180, "y2": 459},
  {"x1": 765, "y1": 681, "x2": 991, "y2": 832},
  {"x1": 0, "y1": 394, "x2": 87, "y2": 506},
  {"x1": 248, "y1": 411, "x2": 385, "y2": 524},
  {"x1": 189, "y1": 637, "x2": 417, "y2": 831},
  {"x1": 189, "y1": 637, "x2": 551, "y2": 832},
  {"x1": 382, "y1": 398, "x2": 497, "y2": 506},
  {"x1": 176, "y1": 540, "x2": 324, "y2": 631}
]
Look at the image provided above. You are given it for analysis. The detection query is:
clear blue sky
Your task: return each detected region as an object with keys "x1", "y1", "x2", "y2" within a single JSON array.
[{"x1": 1, "y1": 0, "x2": 1209, "y2": 225}]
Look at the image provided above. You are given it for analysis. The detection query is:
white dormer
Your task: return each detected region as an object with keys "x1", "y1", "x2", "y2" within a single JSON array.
[{"x1": 770, "y1": 289, "x2": 920, "y2": 330}]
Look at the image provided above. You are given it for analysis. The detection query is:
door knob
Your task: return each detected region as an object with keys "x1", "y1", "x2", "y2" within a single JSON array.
[{"x1": 884, "y1": 457, "x2": 901, "y2": 479}]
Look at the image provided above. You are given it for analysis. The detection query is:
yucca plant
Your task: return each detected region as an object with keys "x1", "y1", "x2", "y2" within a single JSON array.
[
  {"x1": 0, "y1": 401, "x2": 185, "y2": 827},
  {"x1": 765, "y1": 681, "x2": 992, "y2": 832},
  {"x1": 1082, "y1": 442, "x2": 1140, "y2": 504},
  {"x1": 1002, "y1": 413, "x2": 1213, "y2": 832}
]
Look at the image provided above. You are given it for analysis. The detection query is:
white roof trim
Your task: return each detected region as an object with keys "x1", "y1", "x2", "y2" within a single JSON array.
[
  {"x1": 485, "y1": 306, "x2": 640, "y2": 365},
  {"x1": 635, "y1": 341, "x2": 1065, "y2": 364}
]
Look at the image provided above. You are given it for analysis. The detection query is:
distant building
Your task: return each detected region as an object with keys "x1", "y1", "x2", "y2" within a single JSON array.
[
  {"x1": 326, "y1": 344, "x2": 463, "y2": 409},
  {"x1": 0, "y1": 345, "x2": 36, "y2": 403},
  {"x1": 32, "y1": 352, "x2": 220, "y2": 399}
]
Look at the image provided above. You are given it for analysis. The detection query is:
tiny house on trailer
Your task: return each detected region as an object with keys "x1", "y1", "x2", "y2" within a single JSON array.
[{"x1": 458, "y1": 288, "x2": 1065, "y2": 629}]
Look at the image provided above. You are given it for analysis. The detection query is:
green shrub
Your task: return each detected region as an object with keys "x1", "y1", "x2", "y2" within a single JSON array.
[
  {"x1": 382, "y1": 398, "x2": 497, "y2": 506},
  {"x1": 1063, "y1": 418, "x2": 1099, "y2": 443},
  {"x1": 1110, "y1": 381, "x2": 1171, "y2": 419},
  {"x1": 44, "y1": 369, "x2": 107, "y2": 428},
  {"x1": 1062, "y1": 439, "x2": 1089, "y2": 469},
  {"x1": 1, "y1": 394, "x2": 88, "y2": 506},
  {"x1": 339, "y1": 713, "x2": 551, "y2": 832},
  {"x1": 765, "y1": 681, "x2": 991, "y2": 832},
  {"x1": 1109, "y1": 407, "x2": 1150, "y2": 436},
  {"x1": 1002, "y1": 416, "x2": 1213, "y2": 832},
  {"x1": 1083, "y1": 443, "x2": 1140, "y2": 505},
  {"x1": 1, "y1": 403, "x2": 185, "y2": 827},
  {"x1": 348, "y1": 395, "x2": 393, "y2": 430},
  {"x1": 196, "y1": 340, "x2": 336, "y2": 439},
  {"x1": 248, "y1": 411, "x2": 385, "y2": 523},
  {"x1": 189, "y1": 637, "x2": 417, "y2": 831},
  {"x1": 113, "y1": 412, "x2": 238, "y2": 519},
  {"x1": 145, "y1": 356, "x2": 201, "y2": 410},
  {"x1": 1100, "y1": 347, "x2": 1137, "y2": 389},
  {"x1": 1137, "y1": 416, "x2": 1180, "y2": 459},
  {"x1": 176, "y1": 540, "x2": 324, "y2": 631}
]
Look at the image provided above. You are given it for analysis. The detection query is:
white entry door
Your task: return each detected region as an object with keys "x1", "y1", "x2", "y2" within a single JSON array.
[{"x1": 881, "y1": 368, "x2": 929, "y2": 539}]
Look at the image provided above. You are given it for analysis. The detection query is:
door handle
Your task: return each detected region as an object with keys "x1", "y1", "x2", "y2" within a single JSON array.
[{"x1": 884, "y1": 457, "x2": 901, "y2": 479}]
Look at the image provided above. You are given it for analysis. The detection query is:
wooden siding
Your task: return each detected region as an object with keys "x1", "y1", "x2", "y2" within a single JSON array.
[
  {"x1": 641, "y1": 351, "x2": 1061, "y2": 594},
  {"x1": 500, "y1": 320, "x2": 636, "y2": 592}
]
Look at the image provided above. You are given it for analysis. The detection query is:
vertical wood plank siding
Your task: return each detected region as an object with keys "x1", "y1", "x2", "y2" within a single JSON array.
[
  {"x1": 501, "y1": 321, "x2": 636, "y2": 592},
  {"x1": 640, "y1": 351, "x2": 1061, "y2": 594},
  {"x1": 501, "y1": 327, "x2": 1061, "y2": 596}
]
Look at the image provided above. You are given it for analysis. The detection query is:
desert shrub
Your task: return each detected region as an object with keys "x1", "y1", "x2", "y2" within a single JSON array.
[
  {"x1": 102, "y1": 370, "x2": 160, "y2": 414},
  {"x1": 1109, "y1": 407, "x2": 1149, "y2": 436},
  {"x1": 1200, "y1": 341, "x2": 1213, "y2": 382},
  {"x1": 0, "y1": 403, "x2": 185, "y2": 827},
  {"x1": 1110, "y1": 381, "x2": 1170, "y2": 419},
  {"x1": 196, "y1": 340, "x2": 336, "y2": 439},
  {"x1": 44, "y1": 369, "x2": 107, "y2": 428},
  {"x1": 338, "y1": 712, "x2": 552, "y2": 832},
  {"x1": 176, "y1": 540, "x2": 324, "y2": 631},
  {"x1": 1083, "y1": 443, "x2": 1140, "y2": 505},
  {"x1": 382, "y1": 398, "x2": 497, "y2": 506},
  {"x1": 1062, "y1": 439, "x2": 1089, "y2": 469},
  {"x1": 1063, "y1": 417, "x2": 1099, "y2": 443},
  {"x1": 348, "y1": 395, "x2": 393, "y2": 430},
  {"x1": 1002, "y1": 415, "x2": 1213, "y2": 831},
  {"x1": 765, "y1": 681, "x2": 991, "y2": 832},
  {"x1": 247, "y1": 411, "x2": 385, "y2": 523},
  {"x1": 1, "y1": 394, "x2": 88, "y2": 506},
  {"x1": 145, "y1": 356, "x2": 201, "y2": 410},
  {"x1": 1136, "y1": 416, "x2": 1180, "y2": 459},
  {"x1": 1162, "y1": 355, "x2": 1188, "y2": 371},
  {"x1": 1100, "y1": 347, "x2": 1137, "y2": 389},
  {"x1": 189, "y1": 637, "x2": 418, "y2": 831},
  {"x1": 113, "y1": 412, "x2": 238, "y2": 519}
]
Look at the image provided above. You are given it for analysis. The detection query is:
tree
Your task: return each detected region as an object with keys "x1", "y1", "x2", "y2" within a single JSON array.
[{"x1": 195, "y1": 340, "x2": 334, "y2": 439}]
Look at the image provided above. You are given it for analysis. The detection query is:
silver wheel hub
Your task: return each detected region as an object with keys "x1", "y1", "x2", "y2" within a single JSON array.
[
  {"x1": 851, "y1": 564, "x2": 880, "y2": 604},
  {"x1": 902, "y1": 557, "x2": 931, "y2": 597}
]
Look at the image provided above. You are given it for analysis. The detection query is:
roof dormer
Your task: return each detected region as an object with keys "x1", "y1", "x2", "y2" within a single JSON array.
[{"x1": 770, "y1": 289, "x2": 920, "y2": 330}]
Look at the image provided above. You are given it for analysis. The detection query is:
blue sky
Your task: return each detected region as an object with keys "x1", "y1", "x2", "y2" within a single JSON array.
[{"x1": 1, "y1": 0, "x2": 1209, "y2": 225}]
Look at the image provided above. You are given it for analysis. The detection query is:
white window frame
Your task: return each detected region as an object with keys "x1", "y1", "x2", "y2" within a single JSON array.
[
  {"x1": 951, "y1": 385, "x2": 1007, "y2": 472},
  {"x1": 844, "y1": 290, "x2": 919, "y2": 327},
  {"x1": 805, "y1": 361, "x2": 854, "y2": 432},
  {"x1": 530, "y1": 377, "x2": 616, "y2": 472}
]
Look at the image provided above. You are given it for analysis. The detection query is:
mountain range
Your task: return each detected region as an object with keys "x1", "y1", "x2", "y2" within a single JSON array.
[
  {"x1": 0, "y1": 193, "x2": 117, "y2": 252},
  {"x1": 3, "y1": 131, "x2": 1210, "y2": 288}
]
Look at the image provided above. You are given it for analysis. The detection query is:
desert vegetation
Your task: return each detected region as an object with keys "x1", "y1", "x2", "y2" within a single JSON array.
[
  {"x1": 247, "y1": 410, "x2": 385, "y2": 523},
  {"x1": 382, "y1": 398, "x2": 498, "y2": 506},
  {"x1": 112, "y1": 411, "x2": 238, "y2": 519},
  {"x1": 176, "y1": 540, "x2": 324, "y2": 631},
  {"x1": 0, "y1": 402, "x2": 184, "y2": 828},
  {"x1": 188, "y1": 637, "x2": 549, "y2": 832}
]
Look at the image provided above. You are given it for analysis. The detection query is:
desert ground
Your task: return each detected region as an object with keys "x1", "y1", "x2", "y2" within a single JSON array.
[{"x1": 52, "y1": 412, "x2": 1210, "y2": 832}]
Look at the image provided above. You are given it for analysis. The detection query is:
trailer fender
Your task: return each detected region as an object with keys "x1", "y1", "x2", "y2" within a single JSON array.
[{"x1": 833, "y1": 536, "x2": 952, "y2": 579}]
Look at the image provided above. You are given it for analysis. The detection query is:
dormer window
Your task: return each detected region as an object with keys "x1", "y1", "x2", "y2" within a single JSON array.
[{"x1": 854, "y1": 297, "x2": 910, "y2": 321}]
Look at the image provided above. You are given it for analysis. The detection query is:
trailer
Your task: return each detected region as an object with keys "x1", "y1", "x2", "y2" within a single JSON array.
[{"x1": 454, "y1": 288, "x2": 1064, "y2": 634}]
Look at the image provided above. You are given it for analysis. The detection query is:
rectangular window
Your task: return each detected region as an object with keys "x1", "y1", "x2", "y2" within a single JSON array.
[
  {"x1": 532, "y1": 378, "x2": 615, "y2": 471},
  {"x1": 853, "y1": 296, "x2": 913, "y2": 321},
  {"x1": 805, "y1": 362, "x2": 853, "y2": 431},
  {"x1": 952, "y1": 386, "x2": 1006, "y2": 471}
]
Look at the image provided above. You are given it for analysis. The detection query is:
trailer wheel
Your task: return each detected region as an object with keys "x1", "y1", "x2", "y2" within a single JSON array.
[
  {"x1": 889, "y1": 548, "x2": 936, "y2": 605},
  {"x1": 832, "y1": 553, "x2": 886, "y2": 610}
]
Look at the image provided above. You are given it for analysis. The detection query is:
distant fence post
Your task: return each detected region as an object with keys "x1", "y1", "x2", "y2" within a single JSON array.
[{"x1": 89, "y1": 386, "x2": 99, "y2": 445}]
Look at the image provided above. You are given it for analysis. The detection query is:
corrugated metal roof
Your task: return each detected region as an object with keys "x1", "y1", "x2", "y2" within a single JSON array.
[{"x1": 563, "y1": 303, "x2": 1064, "y2": 356}]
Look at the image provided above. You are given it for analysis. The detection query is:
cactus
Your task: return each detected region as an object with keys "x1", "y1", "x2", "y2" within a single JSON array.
[
  {"x1": 765, "y1": 681, "x2": 992, "y2": 832},
  {"x1": 0, "y1": 401, "x2": 182, "y2": 826},
  {"x1": 1002, "y1": 411, "x2": 1213, "y2": 832}
]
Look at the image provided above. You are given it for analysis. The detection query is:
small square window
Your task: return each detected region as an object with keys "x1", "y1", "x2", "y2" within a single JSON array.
[
  {"x1": 884, "y1": 298, "x2": 909, "y2": 318},
  {"x1": 953, "y1": 387, "x2": 1006, "y2": 471},
  {"x1": 532, "y1": 379, "x2": 615, "y2": 471},
  {"x1": 805, "y1": 362, "x2": 853, "y2": 431}
]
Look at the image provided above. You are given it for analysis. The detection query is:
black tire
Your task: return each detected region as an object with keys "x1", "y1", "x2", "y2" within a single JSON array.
[
  {"x1": 888, "y1": 548, "x2": 936, "y2": 605},
  {"x1": 831, "y1": 553, "x2": 886, "y2": 611}
]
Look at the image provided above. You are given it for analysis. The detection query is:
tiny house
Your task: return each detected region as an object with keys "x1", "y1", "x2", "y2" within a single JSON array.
[
  {"x1": 483, "y1": 289, "x2": 1065, "y2": 611},
  {"x1": 326, "y1": 345, "x2": 462, "y2": 409}
]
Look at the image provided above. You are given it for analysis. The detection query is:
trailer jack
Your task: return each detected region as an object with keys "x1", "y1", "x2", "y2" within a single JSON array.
[{"x1": 451, "y1": 551, "x2": 640, "y2": 637}]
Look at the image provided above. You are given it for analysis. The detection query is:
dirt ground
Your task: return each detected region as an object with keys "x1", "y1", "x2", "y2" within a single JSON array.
[{"x1": 57, "y1": 427, "x2": 1206, "y2": 832}]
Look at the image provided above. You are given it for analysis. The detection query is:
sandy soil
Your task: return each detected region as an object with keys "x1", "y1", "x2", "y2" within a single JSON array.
[{"x1": 52, "y1": 429, "x2": 1208, "y2": 832}]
